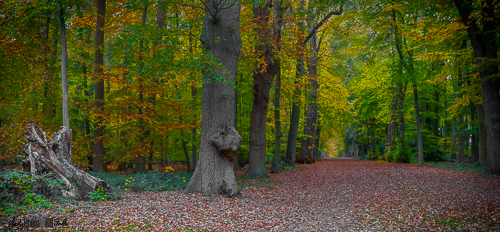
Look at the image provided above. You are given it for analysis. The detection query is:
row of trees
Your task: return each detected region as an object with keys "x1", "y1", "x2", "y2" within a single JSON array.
[
  {"x1": 0, "y1": 0, "x2": 347, "y2": 185},
  {"x1": 336, "y1": 0, "x2": 499, "y2": 175}
]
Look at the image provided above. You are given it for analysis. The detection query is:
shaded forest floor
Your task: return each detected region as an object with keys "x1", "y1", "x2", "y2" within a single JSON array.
[{"x1": 3, "y1": 158, "x2": 500, "y2": 231}]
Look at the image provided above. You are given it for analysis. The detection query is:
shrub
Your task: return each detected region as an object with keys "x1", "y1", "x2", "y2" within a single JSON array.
[
  {"x1": 385, "y1": 146, "x2": 394, "y2": 162},
  {"x1": 0, "y1": 169, "x2": 66, "y2": 216},
  {"x1": 368, "y1": 147, "x2": 381, "y2": 160},
  {"x1": 392, "y1": 137, "x2": 411, "y2": 163},
  {"x1": 279, "y1": 161, "x2": 296, "y2": 171},
  {"x1": 88, "y1": 186, "x2": 114, "y2": 202}
]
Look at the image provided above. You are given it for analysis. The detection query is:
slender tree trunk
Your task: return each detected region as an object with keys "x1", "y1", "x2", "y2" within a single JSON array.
[
  {"x1": 299, "y1": 31, "x2": 320, "y2": 163},
  {"x1": 58, "y1": 6, "x2": 70, "y2": 129},
  {"x1": 286, "y1": 60, "x2": 304, "y2": 165},
  {"x1": 92, "y1": 0, "x2": 106, "y2": 172},
  {"x1": 184, "y1": 0, "x2": 242, "y2": 197},
  {"x1": 314, "y1": 126, "x2": 321, "y2": 158},
  {"x1": 476, "y1": 104, "x2": 486, "y2": 165},
  {"x1": 470, "y1": 103, "x2": 479, "y2": 162},
  {"x1": 457, "y1": 113, "x2": 465, "y2": 163},
  {"x1": 413, "y1": 83, "x2": 424, "y2": 165},
  {"x1": 270, "y1": 0, "x2": 284, "y2": 174},
  {"x1": 180, "y1": 116, "x2": 191, "y2": 173},
  {"x1": 271, "y1": 66, "x2": 282, "y2": 174},
  {"x1": 452, "y1": 116, "x2": 457, "y2": 159},
  {"x1": 398, "y1": 82, "x2": 406, "y2": 141},
  {"x1": 191, "y1": 87, "x2": 198, "y2": 169},
  {"x1": 384, "y1": 85, "x2": 397, "y2": 157},
  {"x1": 443, "y1": 85, "x2": 447, "y2": 159},
  {"x1": 452, "y1": 79, "x2": 459, "y2": 159}
]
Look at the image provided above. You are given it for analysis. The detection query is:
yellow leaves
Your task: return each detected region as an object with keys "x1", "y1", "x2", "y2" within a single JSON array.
[{"x1": 69, "y1": 13, "x2": 96, "y2": 30}]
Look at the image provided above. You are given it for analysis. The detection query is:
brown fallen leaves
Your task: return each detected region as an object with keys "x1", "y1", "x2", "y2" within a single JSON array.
[{"x1": 4, "y1": 158, "x2": 499, "y2": 231}]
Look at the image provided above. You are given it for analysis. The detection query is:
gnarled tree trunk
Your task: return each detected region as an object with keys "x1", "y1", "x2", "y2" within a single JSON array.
[
  {"x1": 21, "y1": 123, "x2": 108, "y2": 198},
  {"x1": 183, "y1": 0, "x2": 242, "y2": 197}
]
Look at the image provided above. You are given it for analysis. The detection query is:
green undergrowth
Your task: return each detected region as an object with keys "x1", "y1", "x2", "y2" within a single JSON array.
[
  {"x1": 89, "y1": 169, "x2": 193, "y2": 193},
  {"x1": 0, "y1": 169, "x2": 65, "y2": 217},
  {"x1": 279, "y1": 161, "x2": 297, "y2": 171},
  {"x1": 427, "y1": 162, "x2": 486, "y2": 173}
]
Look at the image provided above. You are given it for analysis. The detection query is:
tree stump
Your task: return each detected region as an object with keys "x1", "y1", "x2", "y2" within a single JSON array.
[{"x1": 20, "y1": 123, "x2": 109, "y2": 199}]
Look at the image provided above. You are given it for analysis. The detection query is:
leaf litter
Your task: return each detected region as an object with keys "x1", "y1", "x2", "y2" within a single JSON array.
[{"x1": 3, "y1": 158, "x2": 500, "y2": 231}]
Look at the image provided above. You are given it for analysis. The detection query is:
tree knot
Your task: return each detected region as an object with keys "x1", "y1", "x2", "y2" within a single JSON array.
[{"x1": 209, "y1": 125, "x2": 242, "y2": 162}]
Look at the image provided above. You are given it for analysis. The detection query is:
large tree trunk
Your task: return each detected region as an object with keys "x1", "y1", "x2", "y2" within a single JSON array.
[
  {"x1": 21, "y1": 124, "x2": 108, "y2": 198},
  {"x1": 92, "y1": 0, "x2": 106, "y2": 173},
  {"x1": 246, "y1": 0, "x2": 276, "y2": 178},
  {"x1": 184, "y1": 0, "x2": 242, "y2": 197},
  {"x1": 453, "y1": 0, "x2": 500, "y2": 174}
]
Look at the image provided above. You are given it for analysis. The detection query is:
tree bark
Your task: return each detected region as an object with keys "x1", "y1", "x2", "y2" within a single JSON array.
[
  {"x1": 246, "y1": 0, "x2": 276, "y2": 178},
  {"x1": 271, "y1": 56, "x2": 282, "y2": 174},
  {"x1": 184, "y1": 0, "x2": 242, "y2": 197},
  {"x1": 21, "y1": 123, "x2": 108, "y2": 198},
  {"x1": 58, "y1": 5, "x2": 70, "y2": 129},
  {"x1": 299, "y1": 29, "x2": 320, "y2": 163},
  {"x1": 270, "y1": 0, "x2": 284, "y2": 174},
  {"x1": 453, "y1": 0, "x2": 500, "y2": 174},
  {"x1": 92, "y1": 0, "x2": 106, "y2": 173}
]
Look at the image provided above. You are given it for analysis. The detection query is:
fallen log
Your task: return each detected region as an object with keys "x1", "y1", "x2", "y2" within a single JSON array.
[{"x1": 20, "y1": 123, "x2": 108, "y2": 199}]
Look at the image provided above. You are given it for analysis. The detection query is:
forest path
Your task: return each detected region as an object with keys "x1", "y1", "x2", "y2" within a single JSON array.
[{"x1": 24, "y1": 158, "x2": 500, "y2": 231}]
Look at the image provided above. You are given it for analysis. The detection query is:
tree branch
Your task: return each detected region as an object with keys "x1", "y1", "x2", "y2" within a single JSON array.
[{"x1": 302, "y1": 5, "x2": 343, "y2": 45}]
